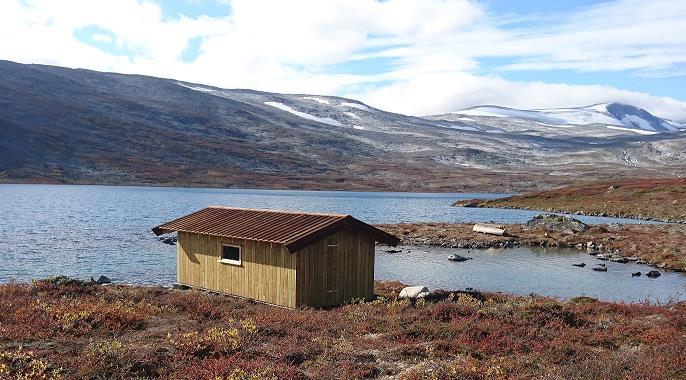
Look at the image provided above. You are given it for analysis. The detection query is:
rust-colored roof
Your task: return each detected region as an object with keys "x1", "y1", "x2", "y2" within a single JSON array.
[{"x1": 152, "y1": 206, "x2": 400, "y2": 252}]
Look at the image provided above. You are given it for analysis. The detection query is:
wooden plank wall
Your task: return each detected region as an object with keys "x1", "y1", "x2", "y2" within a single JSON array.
[
  {"x1": 177, "y1": 232, "x2": 297, "y2": 308},
  {"x1": 295, "y1": 229, "x2": 375, "y2": 307}
]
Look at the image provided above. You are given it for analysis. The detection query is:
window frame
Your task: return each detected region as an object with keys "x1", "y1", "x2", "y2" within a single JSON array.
[{"x1": 219, "y1": 244, "x2": 242, "y2": 266}]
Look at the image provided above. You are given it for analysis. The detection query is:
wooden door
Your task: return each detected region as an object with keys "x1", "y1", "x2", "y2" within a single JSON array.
[{"x1": 324, "y1": 244, "x2": 338, "y2": 306}]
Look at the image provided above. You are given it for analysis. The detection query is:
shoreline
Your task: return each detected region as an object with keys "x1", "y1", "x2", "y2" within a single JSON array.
[
  {"x1": 453, "y1": 203, "x2": 686, "y2": 224},
  {"x1": 376, "y1": 222, "x2": 686, "y2": 272}
]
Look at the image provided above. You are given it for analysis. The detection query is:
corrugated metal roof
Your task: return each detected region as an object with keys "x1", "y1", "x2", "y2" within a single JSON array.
[{"x1": 152, "y1": 206, "x2": 399, "y2": 252}]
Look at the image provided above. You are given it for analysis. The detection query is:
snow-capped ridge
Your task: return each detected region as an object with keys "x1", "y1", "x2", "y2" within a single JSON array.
[{"x1": 452, "y1": 102, "x2": 680, "y2": 134}]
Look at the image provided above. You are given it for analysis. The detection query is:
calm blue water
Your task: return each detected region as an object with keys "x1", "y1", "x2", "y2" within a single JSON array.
[
  {"x1": 1, "y1": 184, "x2": 681, "y2": 302},
  {"x1": 377, "y1": 246, "x2": 685, "y2": 303}
]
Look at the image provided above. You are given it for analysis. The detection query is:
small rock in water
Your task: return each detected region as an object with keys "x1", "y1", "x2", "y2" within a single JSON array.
[
  {"x1": 572, "y1": 263, "x2": 586, "y2": 267},
  {"x1": 646, "y1": 270, "x2": 661, "y2": 278},
  {"x1": 159, "y1": 236, "x2": 177, "y2": 245},
  {"x1": 592, "y1": 266, "x2": 608, "y2": 272},
  {"x1": 596, "y1": 254, "x2": 610, "y2": 260},
  {"x1": 385, "y1": 249, "x2": 401, "y2": 253},
  {"x1": 448, "y1": 254, "x2": 471, "y2": 262},
  {"x1": 609, "y1": 257, "x2": 629, "y2": 263},
  {"x1": 632, "y1": 272, "x2": 641, "y2": 277}
]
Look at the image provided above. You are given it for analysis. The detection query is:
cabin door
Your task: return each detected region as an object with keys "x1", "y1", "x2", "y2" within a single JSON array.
[{"x1": 324, "y1": 243, "x2": 338, "y2": 306}]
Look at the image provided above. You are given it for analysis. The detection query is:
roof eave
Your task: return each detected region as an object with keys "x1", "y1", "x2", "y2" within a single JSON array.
[{"x1": 152, "y1": 226, "x2": 169, "y2": 236}]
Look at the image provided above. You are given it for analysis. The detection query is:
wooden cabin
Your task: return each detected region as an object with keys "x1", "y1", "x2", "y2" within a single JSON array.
[{"x1": 152, "y1": 206, "x2": 400, "y2": 308}]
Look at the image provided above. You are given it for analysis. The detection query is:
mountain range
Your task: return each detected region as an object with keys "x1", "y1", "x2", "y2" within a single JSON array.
[{"x1": 1, "y1": 59, "x2": 685, "y2": 192}]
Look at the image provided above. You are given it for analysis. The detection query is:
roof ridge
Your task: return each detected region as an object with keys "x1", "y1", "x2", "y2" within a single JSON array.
[
  {"x1": 207, "y1": 205, "x2": 349, "y2": 218},
  {"x1": 153, "y1": 207, "x2": 399, "y2": 251}
]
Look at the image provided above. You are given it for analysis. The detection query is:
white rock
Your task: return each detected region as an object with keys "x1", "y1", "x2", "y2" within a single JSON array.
[{"x1": 399, "y1": 286, "x2": 429, "y2": 299}]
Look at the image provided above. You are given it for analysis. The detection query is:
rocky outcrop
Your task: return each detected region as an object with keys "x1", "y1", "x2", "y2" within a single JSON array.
[{"x1": 525, "y1": 214, "x2": 588, "y2": 233}]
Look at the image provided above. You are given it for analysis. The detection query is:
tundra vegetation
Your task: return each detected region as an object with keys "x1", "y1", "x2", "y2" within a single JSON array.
[
  {"x1": 1, "y1": 278, "x2": 684, "y2": 379},
  {"x1": 456, "y1": 178, "x2": 686, "y2": 223}
]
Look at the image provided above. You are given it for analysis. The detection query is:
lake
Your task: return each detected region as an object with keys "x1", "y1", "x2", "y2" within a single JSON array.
[
  {"x1": 377, "y1": 246, "x2": 685, "y2": 303},
  {"x1": 1, "y1": 184, "x2": 682, "y2": 302}
]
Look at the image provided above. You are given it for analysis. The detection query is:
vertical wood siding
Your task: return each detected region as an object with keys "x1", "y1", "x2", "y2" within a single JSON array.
[
  {"x1": 177, "y1": 232, "x2": 297, "y2": 308},
  {"x1": 295, "y1": 230, "x2": 375, "y2": 307},
  {"x1": 177, "y1": 230, "x2": 375, "y2": 308}
]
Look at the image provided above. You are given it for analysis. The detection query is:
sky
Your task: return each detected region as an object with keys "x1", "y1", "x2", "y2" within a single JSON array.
[{"x1": 2, "y1": 0, "x2": 686, "y2": 120}]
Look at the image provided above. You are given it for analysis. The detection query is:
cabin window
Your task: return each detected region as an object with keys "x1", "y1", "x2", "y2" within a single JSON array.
[{"x1": 219, "y1": 244, "x2": 241, "y2": 265}]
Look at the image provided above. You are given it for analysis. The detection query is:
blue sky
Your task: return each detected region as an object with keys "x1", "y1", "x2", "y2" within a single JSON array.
[
  {"x1": 2, "y1": 0, "x2": 686, "y2": 119},
  {"x1": 154, "y1": 0, "x2": 231, "y2": 20}
]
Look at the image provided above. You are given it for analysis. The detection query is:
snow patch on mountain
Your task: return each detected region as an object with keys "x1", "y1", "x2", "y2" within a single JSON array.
[
  {"x1": 606, "y1": 125, "x2": 659, "y2": 135},
  {"x1": 302, "y1": 96, "x2": 330, "y2": 104},
  {"x1": 339, "y1": 102, "x2": 371, "y2": 111},
  {"x1": 621, "y1": 115, "x2": 654, "y2": 131},
  {"x1": 344, "y1": 111, "x2": 361, "y2": 120},
  {"x1": 435, "y1": 123, "x2": 481, "y2": 132},
  {"x1": 264, "y1": 101, "x2": 342, "y2": 127},
  {"x1": 178, "y1": 82, "x2": 220, "y2": 94}
]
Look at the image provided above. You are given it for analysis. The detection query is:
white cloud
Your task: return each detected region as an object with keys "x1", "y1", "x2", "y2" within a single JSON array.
[
  {"x1": 349, "y1": 72, "x2": 686, "y2": 121},
  {"x1": 0, "y1": 0, "x2": 685, "y2": 120}
]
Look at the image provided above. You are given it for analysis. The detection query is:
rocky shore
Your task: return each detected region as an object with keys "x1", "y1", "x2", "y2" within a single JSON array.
[
  {"x1": 376, "y1": 215, "x2": 686, "y2": 271},
  {"x1": 454, "y1": 202, "x2": 686, "y2": 224}
]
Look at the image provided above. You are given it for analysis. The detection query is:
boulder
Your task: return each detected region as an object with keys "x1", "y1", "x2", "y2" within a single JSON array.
[
  {"x1": 524, "y1": 214, "x2": 589, "y2": 233},
  {"x1": 572, "y1": 263, "x2": 586, "y2": 267},
  {"x1": 632, "y1": 272, "x2": 641, "y2": 277},
  {"x1": 399, "y1": 286, "x2": 430, "y2": 299},
  {"x1": 646, "y1": 270, "x2": 661, "y2": 278},
  {"x1": 90, "y1": 275, "x2": 112, "y2": 285},
  {"x1": 448, "y1": 254, "x2": 471, "y2": 262}
]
